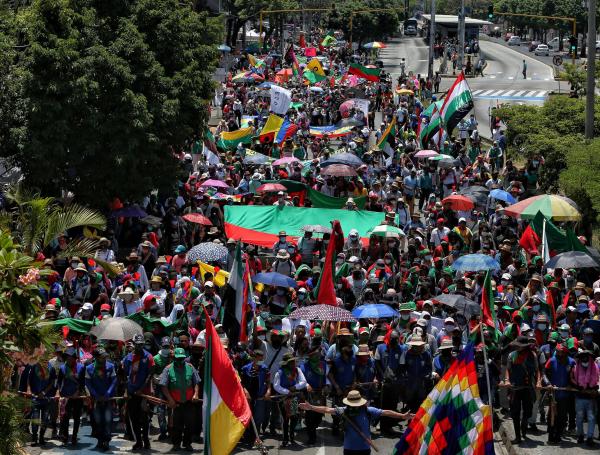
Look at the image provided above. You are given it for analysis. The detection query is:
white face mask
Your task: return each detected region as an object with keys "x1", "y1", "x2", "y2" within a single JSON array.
[
  {"x1": 581, "y1": 361, "x2": 589, "y2": 368},
  {"x1": 159, "y1": 349, "x2": 170, "y2": 357},
  {"x1": 445, "y1": 324, "x2": 455, "y2": 332},
  {"x1": 537, "y1": 324, "x2": 547, "y2": 331},
  {"x1": 401, "y1": 313, "x2": 410, "y2": 321},
  {"x1": 256, "y1": 360, "x2": 264, "y2": 366},
  {"x1": 532, "y1": 305, "x2": 540, "y2": 312},
  {"x1": 258, "y1": 334, "x2": 266, "y2": 341},
  {"x1": 559, "y1": 331, "x2": 569, "y2": 339}
]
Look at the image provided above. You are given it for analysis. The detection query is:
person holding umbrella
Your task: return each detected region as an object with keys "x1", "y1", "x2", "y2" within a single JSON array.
[{"x1": 299, "y1": 390, "x2": 411, "y2": 455}]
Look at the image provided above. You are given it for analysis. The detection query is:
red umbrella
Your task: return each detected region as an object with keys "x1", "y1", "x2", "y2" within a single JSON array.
[
  {"x1": 256, "y1": 183, "x2": 287, "y2": 193},
  {"x1": 442, "y1": 194, "x2": 475, "y2": 211},
  {"x1": 182, "y1": 213, "x2": 212, "y2": 225},
  {"x1": 321, "y1": 164, "x2": 358, "y2": 177}
]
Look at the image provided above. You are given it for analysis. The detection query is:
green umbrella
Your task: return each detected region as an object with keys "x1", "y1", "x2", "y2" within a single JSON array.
[{"x1": 368, "y1": 225, "x2": 406, "y2": 238}]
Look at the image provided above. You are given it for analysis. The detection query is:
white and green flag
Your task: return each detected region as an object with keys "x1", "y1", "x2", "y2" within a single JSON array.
[{"x1": 439, "y1": 72, "x2": 474, "y2": 133}]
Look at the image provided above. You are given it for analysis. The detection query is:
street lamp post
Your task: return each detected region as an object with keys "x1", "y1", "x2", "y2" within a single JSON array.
[
  {"x1": 457, "y1": 0, "x2": 465, "y2": 72},
  {"x1": 585, "y1": 0, "x2": 596, "y2": 139},
  {"x1": 428, "y1": 0, "x2": 436, "y2": 79}
]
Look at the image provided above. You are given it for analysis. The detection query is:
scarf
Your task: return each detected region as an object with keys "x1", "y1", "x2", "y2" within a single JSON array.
[
  {"x1": 308, "y1": 356, "x2": 325, "y2": 376},
  {"x1": 35, "y1": 363, "x2": 48, "y2": 381},
  {"x1": 573, "y1": 360, "x2": 600, "y2": 388},
  {"x1": 282, "y1": 365, "x2": 297, "y2": 383}
]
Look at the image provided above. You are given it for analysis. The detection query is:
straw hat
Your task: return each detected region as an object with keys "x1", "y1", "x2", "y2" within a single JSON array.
[
  {"x1": 342, "y1": 390, "x2": 367, "y2": 407},
  {"x1": 74, "y1": 263, "x2": 88, "y2": 273},
  {"x1": 276, "y1": 249, "x2": 290, "y2": 260}
]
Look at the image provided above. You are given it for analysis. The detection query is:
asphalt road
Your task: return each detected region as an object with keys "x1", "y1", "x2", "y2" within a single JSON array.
[
  {"x1": 26, "y1": 411, "x2": 509, "y2": 455},
  {"x1": 380, "y1": 36, "x2": 559, "y2": 138}
]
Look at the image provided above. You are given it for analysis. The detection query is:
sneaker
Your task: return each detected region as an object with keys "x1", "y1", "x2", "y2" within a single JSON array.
[
  {"x1": 143, "y1": 439, "x2": 151, "y2": 450},
  {"x1": 132, "y1": 442, "x2": 143, "y2": 450},
  {"x1": 528, "y1": 424, "x2": 538, "y2": 432},
  {"x1": 171, "y1": 445, "x2": 181, "y2": 452},
  {"x1": 183, "y1": 444, "x2": 193, "y2": 451},
  {"x1": 586, "y1": 438, "x2": 595, "y2": 447},
  {"x1": 577, "y1": 435, "x2": 584, "y2": 444},
  {"x1": 157, "y1": 433, "x2": 169, "y2": 441}
]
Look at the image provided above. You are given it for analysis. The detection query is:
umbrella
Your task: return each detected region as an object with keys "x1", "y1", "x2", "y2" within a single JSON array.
[
  {"x1": 256, "y1": 183, "x2": 287, "y2": 193},
  {"x1": 489, "y1": 188, "x2": 517, "y2": 204},
  {"x1": 272, "y1": 157, "x2": 300, "y2": 166},
  {"x1": 321, "y1": 164, "x2": 357, "y2": 177},
  {"x1": 309, "y1": 86, "x2": 324, "y2": 93},
  {"x1": 200, "y1": 179, "x2": 231, "y2": 189},
  {"x1": 218, "y1": 44, "x2": 232, "y2": 52},
  {"x1": 339, "y1": 100, "x2": 355, "y2": 118},
  {"x1": 187, "y1": 242, "x2": 228, "y2": 263},
  {"x1": 336, "y1": 117, "x2": 364, "y2": 128},
  {"x1": 363, "y1": 42, "x2": 387, "y2": 49},
  {"x1": 432, "y1": 294, "x2": 480, "y2": 317},
  {"x1": 459, "y1": 186, "x2": 490, "y2": 207},
  {"x1": 90, "y1": 318, "x2": 143, "y2": 342},
  {"x1": 289, "y1": 304, "x2": 356, "y2": 322},
  {"x1": 544, "y1": 251, "x2": 599, "y2": 269},
  {"x1": 232, "y1": 72, "x2": 264, "y2": 84},
  {"x1": 451, "y1": 253, "x2": 500, "y2": 272},
  {"x1": 321, "y1": 152, "x2": 364, "y2": 167},
  {"x1": 182, "y1": 213, "x2": 212, "y2": 225},
  {"x1": 504, "y1": 194, "x2": 581, "y2": 221},
  {"x1": 396, "y1": 88, "x2": 414, "y2": 95},
  {"x1": 367, "y1": 225, "x2": 406, "y2": 238},
  {"x1": 414, "y1": 149, "x2": 439, "y2": 158},
  {"x1": 111, "y1": 205, "x2": 147, "y2": 218},
  {"x1": 442, "y1": 194, "x2": 475, "y2": 211},
  {"x1": 140, "y1": 215, "x2": 163, "y2": 227},
  {"x1": 243, "y1": 152, "x2": 270, "y2": 165},
  {"x1": 352, "y1": 304, "x2": 398, "y2": 319},
  {"x1": 253, "y1": 272, "x2": 298, "y2": 288},
  {"x1": 301, "y1": 225, "x2": 332, "y2": 234},
  {"x1": 258, "y1": 81, "x2": 278, "y2": 89}
]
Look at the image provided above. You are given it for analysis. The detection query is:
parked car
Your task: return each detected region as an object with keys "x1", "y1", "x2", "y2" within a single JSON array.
[
  {"x1": 534, "y1": 44, "x2": 550, "y2": 56},
  {"x1": 528, "y1": 40, "x2": 540, "y2": 52},
  {"x1": 547, "y1": 37, "x2": 568, "y2": 50},
  {"x1": 507, "y1": 36, "x2": 521, "y2": 46}
]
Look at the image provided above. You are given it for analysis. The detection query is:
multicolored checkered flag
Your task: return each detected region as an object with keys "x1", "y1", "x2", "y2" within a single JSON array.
[{"x1": 393, "y1": 342, "x2": 495, "y2": 455}]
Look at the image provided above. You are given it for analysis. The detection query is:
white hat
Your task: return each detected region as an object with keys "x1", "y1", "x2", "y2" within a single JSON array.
[
  {"x1": 277, "y1": 191, "x2": 285, "y2": 196},
  {"x1": 204, "y1": 281, "x2": 214, "y2": 288},
  {"x1": 501, "y1": 273, "x2": 512, "y2": 281},
  {"x1": 444, "y1": 317, "x2": 455, "y2": 325},
  {"x1": 594, "y1": 288, "x2": 600, "y2": 294},
  {"x1": 349, "y1": 228, "x2": 359, "y2": 237},
  {"x1": 459, "y1": 217, "x2": 466, "y2": 223}
]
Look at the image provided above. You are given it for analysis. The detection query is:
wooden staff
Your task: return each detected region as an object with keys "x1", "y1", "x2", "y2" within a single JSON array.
[{"x1": 340, "y1": 412, "x2": 379, "y2": 452}]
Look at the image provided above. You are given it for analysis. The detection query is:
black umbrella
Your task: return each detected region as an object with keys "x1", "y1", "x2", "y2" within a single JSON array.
[
  {"x1": 432, "y1": 294, "x2": 480, "y2": 317},
  {"x1": 544, "y1": 251, "x2": 600, "y2": 269},
  {"x1": 111, "y1": 205, "x2": 147, "y2": 218},
  {"x1": 459, "y1": 186, "x2": 489, "y2": 207}
]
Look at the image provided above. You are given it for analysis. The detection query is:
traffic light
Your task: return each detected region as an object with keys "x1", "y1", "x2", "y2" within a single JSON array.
[
  {"x1": 487, "y1": 5, "x2": 494, "y2": 21},
  {"x1": 569, "y1": 35, "x2": 577, "y2": 57}
]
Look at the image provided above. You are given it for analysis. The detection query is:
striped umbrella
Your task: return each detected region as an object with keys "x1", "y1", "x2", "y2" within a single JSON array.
[
  {"x1": 289, "y1": 304, "x2": 356, "y2": 322},
  {"x1": 504, "y1": 194, "x2": 581, "y2": 221},
  {"x1": 363, "y1": 42, "x2": 387, "y2": 49}
]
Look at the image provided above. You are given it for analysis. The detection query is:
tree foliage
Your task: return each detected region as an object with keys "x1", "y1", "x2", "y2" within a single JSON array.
[{"x1": 0, "y1": 0, "x2": 222, "y2": 208}]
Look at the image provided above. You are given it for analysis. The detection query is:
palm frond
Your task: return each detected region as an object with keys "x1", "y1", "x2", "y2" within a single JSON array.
[
  {"x1": 55, "y1": 237, "x2": 103, "y2": 259},
  {"x1": 44, "y1": 204, "x2": 106, "y2": 251},
  {"x1": 20, "y1": 197, "x2": 52, "y2": 255}
]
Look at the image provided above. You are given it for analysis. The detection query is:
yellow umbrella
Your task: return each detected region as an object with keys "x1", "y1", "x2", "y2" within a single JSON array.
[
  {"x1": 504, "y1": 194, "x2": 581, "y2": 221},
  {"x1": 396, "y1": 88, "x2": 414, "y2": 95}
]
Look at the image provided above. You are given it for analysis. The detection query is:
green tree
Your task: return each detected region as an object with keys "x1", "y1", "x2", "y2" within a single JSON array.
[{"x1": 0, "y1": 0, "x2": 222, "y2": 208}]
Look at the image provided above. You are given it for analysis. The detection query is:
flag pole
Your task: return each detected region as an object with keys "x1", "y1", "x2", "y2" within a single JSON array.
[
  {"x1": 541, "y1": 218, "x2": 547, "y2": 267},
  {"x1": 478, "y1": 321, "x2": 494, "y2": 430}
]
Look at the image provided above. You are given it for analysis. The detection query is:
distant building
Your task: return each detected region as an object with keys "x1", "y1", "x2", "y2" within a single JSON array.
[{"x1": 421, "y1": 14, "x2": 492, "y2": 41}]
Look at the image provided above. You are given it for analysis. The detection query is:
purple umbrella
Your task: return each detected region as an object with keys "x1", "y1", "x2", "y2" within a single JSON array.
[
  {"x1": 200, "y1": 179, "x2": 231, "y2": 189},
  {"x1": 272, "y1": 157, "x2": 300, "y2": 166},
  {"x1": 111, "y1": 205, "x2": 147, "y2": 218}
]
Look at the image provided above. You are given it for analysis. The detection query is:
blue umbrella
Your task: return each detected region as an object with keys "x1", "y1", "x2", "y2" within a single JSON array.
[
  {"x1": 218, "y1": 44, "x2": 231, "y2": 52},
  {"x1": 490, "y1": 189, "x2": 516, "y2": 204},
  {"x1": 451, "y1": 253, "x2": 500, "y2": 272},
  {"x1": 253, "y1": 272, "x2": 298, "y2": 288},
  {"x1": 321, "y1": 152, "x2": 364, "y2": 168},
  {"x1": 352, "y1": 304, "x2": 398, "y2": 319},
  {"x1": 258, "y1": 81, "x2": 278, "y2": 89},
  {"x1": 111, "y1": 205, "x2": 147, "y2": 218},
  {"x1": 243, "y1": 152, "x2": 270, "y2": 165}
]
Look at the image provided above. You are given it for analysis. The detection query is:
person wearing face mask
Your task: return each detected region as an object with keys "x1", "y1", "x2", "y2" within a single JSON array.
[
  {"x1": 503, "y1": 336, "x2": 540, "y2": 444},
  {"x1": 152, "y1": 337, "x2": 172, "y2": 441},
  {"x1": 532, "y1": 313, "x2": 550, "y2": 346},
  {"x1": 558, "y1": 323, "x2": 572, "y2": 343},
  {"x1": 113, "y1": 286, "x2": 143, "y2": 318},
  {"x1": 198, "y1": 281, "x2": 221, "y2": 320},
  {"x1": 273, "y1": 353, "x2": 307, "y2": 447},
  {"x1": 141, "y1": 276, "x2": 167, "y2": 316},
  {"x1": 85, "y1": 348, "x2": 118, "y2": 452},
  {"x1": 433, "y1": 338, "x2": 454, "y2": 379},
  {"x1": 298, "y1": 230, "x2": 317, "y2": 265},
  {"x1": 271, "y1": 249, "x2": 296, "y2": 278},
  {"x1": 272, "y1": 230, "x2": 291, "y2": 255},
  {"x1": 159, "y1": 347, "x2": 201, "y2": 451},
  {"x1": 263, "y1": 329, "x2": 290, "y2": 434},
  {"x1": 300, "y1": 344, "x2": 327, "y2": 445},
  {"x1": 343, "y1": 229, "x2": 363, "y2": 258},
  {"x1": 580, "y1": 327, "x2": 600, "y2": 357},
  {"x1": 122, "y1": 334, "x2": 155, "y2": 450},
  {"x1": 397, "y1": 302, "x2": 416, "y2": 333},
  {"x1": 241, "y1": 349, "x2": 270, "y2": 444},
  {"x1": 400, "y1": 339, "x2": 433, "y2": 413},
  {"x1": 328, "y1": 342, "x2": 357, "y2": 435},
  {"x1": 543, "y1": 344, "x2": 575, "y2": 444},
  {"x1": 354, "y1": 344, "x2": 376, "y2": 401},
  {"x1": 570, "y1": 349, "x2": 599, "y2": 446},
  {"x1": 374, "y1": 331, "x2": 404, "y2": 434}
]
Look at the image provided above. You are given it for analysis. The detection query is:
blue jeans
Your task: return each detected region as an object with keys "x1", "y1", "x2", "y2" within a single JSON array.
[
  {"x1": 575, "y1": 397, "x2": 596, "y2": 439},
  {"x1": 30, "y1": 399, "x2": 49, "y2": 439},
  {"x1": 251, "y1": 399, "x2": 267, "y2": 430},
  {"x1": 93, "y1": 401, "x2": 113, "y2": 443}
]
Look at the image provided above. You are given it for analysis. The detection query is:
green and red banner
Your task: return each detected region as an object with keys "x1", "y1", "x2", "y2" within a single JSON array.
[
  {"x1": 224, "y1": 205, "x2": 390, "y2": 248},
  {"x1": 348, "y1": 63, "x2": 381, "y2": 82}
]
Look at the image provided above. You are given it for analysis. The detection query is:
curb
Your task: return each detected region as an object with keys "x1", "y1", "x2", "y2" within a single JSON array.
[{"x1": 495, "y1": 411, "x2": 519, "y2": 455}]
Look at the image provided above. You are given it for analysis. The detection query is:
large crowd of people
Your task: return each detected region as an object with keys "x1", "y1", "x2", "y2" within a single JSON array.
[{"x1": 12, "y1": 28, "x2": 600, "y2": 455}]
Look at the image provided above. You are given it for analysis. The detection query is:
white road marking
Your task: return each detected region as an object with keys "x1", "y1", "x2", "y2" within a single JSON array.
[
  {"x1": 480, "y1": 90, "x2": 495, "y2": 96},
  {"x1": 524, "y1": 91, "x2": 538, "y2": 97},
  {"x1": 514, "y1": 90, "x2": 526, "y2": 96},
  {"x1": 503, "y1": 90, "x2": 516, "y2": 96},
  {"x1": 489, "y1": 90, "x2": 504, "y2": 97},
  {"x1": 535, "y1": 90, "x2": 547, "y2": 97}
]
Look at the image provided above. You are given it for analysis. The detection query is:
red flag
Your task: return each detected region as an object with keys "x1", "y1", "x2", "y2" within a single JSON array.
[
  {"x1": 299, "y1": 33, "x2": 307, "y2": 48},
  {"x1": 519, "y1": 224, "x2": 541, "y2": 255},
  {"x1": 546, "y1": 290, "x2": 557, "y2": 329},
  {"x1": 62, "y1": 326, "x2": 69, "y2": 339},
  {"x1": 316, "y1": 221, "x2": 344, "y2": 305}
]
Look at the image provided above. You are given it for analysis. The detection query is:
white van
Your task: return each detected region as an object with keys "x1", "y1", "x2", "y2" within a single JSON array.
[{"x1": 548, "y1": 37, "x2": 568, "y2": 50}]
